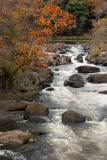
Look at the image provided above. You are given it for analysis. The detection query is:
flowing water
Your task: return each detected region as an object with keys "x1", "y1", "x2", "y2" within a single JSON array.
[{"x1": 1, "y1": 45, "x2": 107, "y2": 160}]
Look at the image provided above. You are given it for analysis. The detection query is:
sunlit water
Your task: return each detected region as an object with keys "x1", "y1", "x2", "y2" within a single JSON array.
[{"x1": 1, "y1": 45, "x2": 107, "y2": 160}]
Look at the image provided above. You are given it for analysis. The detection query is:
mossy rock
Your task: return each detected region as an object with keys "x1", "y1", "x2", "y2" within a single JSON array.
[{"x1": 0, "y1": 59, "x2": 21, "y2": 89}]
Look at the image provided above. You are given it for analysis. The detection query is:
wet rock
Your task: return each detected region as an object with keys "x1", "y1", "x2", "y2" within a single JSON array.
[
  {"x1": 47, "y1": 54, "x2": 72, "y2": 66},
  {"x1": 39, "y1": 82, "x2": 50, "y2": 89},
  {"x1": 62, "y1": 111, "x2": 85, "y2": 125},
  {"x1": 99, "y1": 90, "x2": 107, "y2": 94},
  {"x1": 0, "y1": 130, "x2": 34, "y2": 147},
  {"x1": 46, "y1": 87, "x2": 54, "y2": 91},
  {"x1": 64, "y1": 74, "x2": 85, "y2": 88},
  {"x1": 103, "y1": 59, "x2": 107, "y2": 66},
  {"x1": 75, "y1": 54, "x2": 84, "y2": 63},
  {"x1": 58, "y1": 45, "x2": 71, "y2": 54},
  {"x1": 76, "y1": 66, "x2": 100, "y2": 73},
  {"x1": 69, "y1": 74, "x2": 83, "y2": 81},
  {"x1": 24, "y1": 103, "x2": 49, "y2": 120},
  {"x1": 37, "y1": 68, "x2": 54, "y2": 90},
  {"x1": 0, "y1": 150, "x2": 26, "y2": 160},
  {"x1": 87, "y1": 74, "x2": 107, "y2": 83},
  {"x1": 86, "y1": 53, "x2": 107, "y2": 66}
]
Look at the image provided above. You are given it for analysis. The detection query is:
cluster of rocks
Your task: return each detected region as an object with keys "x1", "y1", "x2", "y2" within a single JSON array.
[
  {"x1": 47, "y1": 54, "x2": 72, "y2": 66},
  {"x1": 0, "y1": 100, "x2": 49, "y2": 154},
  {"x1": 62, "y1": 63, "x2": 107, "y2": 125},
  {"x1": 64, "y1": 65, "x2": 107, "y2": 96},
  {"x1": 18, "y1": 68, "x2": 54, "y2": 92},
  {"x1": 86, "y1": 52, "x2": 107, "y2": 66},
  {"x1": 58, "y1": 45, "x2": 72, "y2": 54},
  {"x1": 45, "y1": 44, "x2": 72, "y2": 54}
]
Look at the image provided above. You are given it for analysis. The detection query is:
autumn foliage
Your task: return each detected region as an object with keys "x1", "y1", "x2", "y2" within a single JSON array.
[{"x1": 0, "y1": 0, "x2": 76, "y2": 67}]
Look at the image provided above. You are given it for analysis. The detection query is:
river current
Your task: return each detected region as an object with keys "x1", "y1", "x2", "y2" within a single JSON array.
[{"x1": 1, "y1": 44, "x2": 107, "y2": 160}]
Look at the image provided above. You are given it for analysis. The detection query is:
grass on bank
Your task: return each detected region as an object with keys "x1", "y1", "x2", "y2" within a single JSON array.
[{"x1": 52, "y1": 36, "x2": 91, "y2": 41}]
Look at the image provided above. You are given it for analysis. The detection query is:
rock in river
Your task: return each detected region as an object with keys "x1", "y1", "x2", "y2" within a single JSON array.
[
  {"x1": 24, "y1": 103, "x2": 49, "y2": 120},
  {"x1": 86, "y1": 53, "x2": 107, "y2": 66},
  {"x1": 0, "y1": 130, "x2": 34, "y2": 147},
  {"x1": 64, "y1": 74, "x2": 85, "y2": 88},
  {"x1": 76, "y1": 65, "x2": 100, "y2": 73},
  {"x1": 87, "y1": 74, "x2": 107, "y2": 83},
  {"x1": 46, "y1": 87, "x2": 54, "y2": 91},
  {"x1": 99, "y1": 90, "x2": 107, "y2": 94},
  {"x1": 62, "y1": 111, "x2": 85, "y2": 125}
]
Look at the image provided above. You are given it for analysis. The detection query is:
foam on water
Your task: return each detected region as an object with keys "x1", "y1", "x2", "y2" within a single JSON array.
[
  {"x1": 0, "y1": 150, "x2": 26, "y2": 160},
  {"x1": 39, "y1": 44, "x2": 107, "y2": 160}
]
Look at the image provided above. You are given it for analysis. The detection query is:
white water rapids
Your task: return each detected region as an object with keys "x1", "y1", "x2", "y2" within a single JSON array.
[
  {"x1": 37, "y1": 45, "x2": 107, "y2": 160},
  {"x1": 1, "y1": 45, "x2": 107, "y2": 160}
]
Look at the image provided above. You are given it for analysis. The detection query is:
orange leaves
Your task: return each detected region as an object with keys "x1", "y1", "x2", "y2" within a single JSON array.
[
  {"x1": 41, "y1": 63, "x2": 48, "y2": 68},
  {"x1": 0, "y1": 0, "x2": 76, "y2": 70},
  {"x1": 40, "y1": 4, "x2": 76, "y2": 34}
]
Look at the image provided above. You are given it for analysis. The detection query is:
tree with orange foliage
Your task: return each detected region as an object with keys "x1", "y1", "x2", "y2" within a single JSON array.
[
  {"x1": 87, "y1": 0, "x2": 107, "y2": 52},
  {"x1": 0, "y1": 0, "x2": 76, "y2": 89}
]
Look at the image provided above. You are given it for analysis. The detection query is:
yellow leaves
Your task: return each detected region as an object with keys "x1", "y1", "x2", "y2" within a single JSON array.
[{"x1": 39, "y1": 16, "x2": 45, "y2": 25}]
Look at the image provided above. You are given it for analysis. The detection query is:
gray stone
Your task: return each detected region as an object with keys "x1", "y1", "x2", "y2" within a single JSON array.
[{"x1": 62, "y1": 111, "x2": 85, "y2": 125}]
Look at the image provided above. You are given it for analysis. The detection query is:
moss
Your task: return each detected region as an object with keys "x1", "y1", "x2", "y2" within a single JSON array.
[
  {"x1": 22, "y1": 65, "x2": 39, "y2": 73},
  {"x1": 90, "y1": 48, "x2": 100, "y2": 56},
  {"x1": 0, "y1": 59, "x2": 21, "y2": 89}
]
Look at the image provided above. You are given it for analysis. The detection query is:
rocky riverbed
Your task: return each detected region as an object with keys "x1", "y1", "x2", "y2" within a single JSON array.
[{"x1": 0, "y1": 44, "x2": 107, "y2": 160}]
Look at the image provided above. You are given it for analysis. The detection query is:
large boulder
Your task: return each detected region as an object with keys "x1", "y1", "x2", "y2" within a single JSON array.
[
  {"x1": 62, "y1": 111, "x2": 85, "y2": 125},
  {"x1": 64, "y1": 74, "x2": 85, "y2": 88},
  {"x1": 86, "y1": 53, "x2": 107, "y2": 66},
  {"x1": 24, "y1": 103, "x2": 49, "y2": 120},
  {"x1": 76, "y1": 66, "x2": 100, "y2": 73},
  {"x1": 0, "y1": 130, "x2": 34, "y2": 147},
  {"x1": 87, "y1": 74, "x2": 107, "y2": 83}
]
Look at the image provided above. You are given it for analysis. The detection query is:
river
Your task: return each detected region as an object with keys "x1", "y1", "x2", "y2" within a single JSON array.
[{"x1": 1, "y1": 44, "x2": 107, "y2": 160}]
